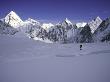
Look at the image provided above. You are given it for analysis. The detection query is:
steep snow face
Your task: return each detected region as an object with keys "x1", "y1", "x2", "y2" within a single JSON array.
[
  {"x1": 88, "y1": 16, "x2": 102, "y2": 33},
  {"x1": 4, "y1": 11, "x2": 23, "y2": 28},
  {"x1": 76, "y1": 22, "x2": 87, "y2": 28},
  {"x1": 42, "y1": 23, "x2": 54, "y2": 30}
]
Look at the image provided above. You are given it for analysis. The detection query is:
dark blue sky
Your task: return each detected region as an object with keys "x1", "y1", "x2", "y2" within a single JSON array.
[{"x1": 0, "y1": 0, "x2": 110, "y2": 23}]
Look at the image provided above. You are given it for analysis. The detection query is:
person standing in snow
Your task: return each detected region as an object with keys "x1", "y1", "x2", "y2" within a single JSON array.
[{"x1": 80, "y1": 44, "x2": 82, "y2": 50}]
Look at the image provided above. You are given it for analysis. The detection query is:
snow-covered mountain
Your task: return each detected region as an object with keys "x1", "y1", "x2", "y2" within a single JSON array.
[
  {"x1": 93, "y1": 17, "x2": 110, "y2": 42},
  {"x1": 42, "y1": 18, "x2": 78, "y2": 43},
  {"x1": 0, "y1": 11, "x2": 110, "y2": 43},
  {"x1": 88, "y1": 16, "x2": 102, "y2": 33},
  {"x1": 3, "y1": 11, "x2": 23, "y2": 28},
  {"x1": 60, "y1": 18, "x2": 73, "y2": 29}
]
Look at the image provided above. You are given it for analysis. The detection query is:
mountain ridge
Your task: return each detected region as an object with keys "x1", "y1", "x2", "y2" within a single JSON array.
[{"x1": 0, "y1": 11, "x2": 110, "y2": 43}]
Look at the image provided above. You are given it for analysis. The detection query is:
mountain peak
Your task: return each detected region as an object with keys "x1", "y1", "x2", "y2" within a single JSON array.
[
  {"x1": 6, "y1": 11, "x2": 21, "y2": 20},
  {"x1": 9, "y1": 11, "x2": 16, "y2": 15},
  {"x1": 95, "y1": 16, "x2": 102, "y2": 21},
  {"x1": 4, "y1": 11, "x2": 23, "y2": 28},
  {"x1": 64, "y1": 18, "x2": 72, "y2": 24},
  {"x1": 88, "y1": 16, "x2": 102, "y2": 33}
]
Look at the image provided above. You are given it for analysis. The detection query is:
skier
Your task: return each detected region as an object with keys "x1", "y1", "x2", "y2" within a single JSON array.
[{"x1": 80, "y1": 44, "x2": 82, "y2": 50}]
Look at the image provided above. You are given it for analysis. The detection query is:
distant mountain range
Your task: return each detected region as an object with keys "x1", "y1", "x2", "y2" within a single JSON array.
[{"x1": 0, "y1": 11, "x2": 110, "y2": 43}]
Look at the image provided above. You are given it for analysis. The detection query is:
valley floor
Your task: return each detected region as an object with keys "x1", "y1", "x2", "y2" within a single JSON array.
[{"x1": 0, "y1": 34, "x2": 110, "y2": 82}]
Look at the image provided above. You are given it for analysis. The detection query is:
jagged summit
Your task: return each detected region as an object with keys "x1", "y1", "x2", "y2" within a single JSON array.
[
  {"x1": 59, "y1": 18, "x2": 73, "y2": 28},
  {"x1": 94, "y1": 16, "x2": 101, "y2": 21},
  {"x1": 64, "y1": 18, "x2": 72, "y2": 25},
  {"x1": 4, "y1": 11, "x2": 23, "y2": 28}
]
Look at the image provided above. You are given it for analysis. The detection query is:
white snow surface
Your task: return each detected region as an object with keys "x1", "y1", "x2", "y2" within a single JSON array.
[
  {"x1": 76, "y1": 22, "x2": 87, "y2": 28},
  {"x1": 0, "y1": 34, "x2": 110, "y2": 82},
  {"x1": 4, "y1": 11, "x2": 23, "y2": 28}
]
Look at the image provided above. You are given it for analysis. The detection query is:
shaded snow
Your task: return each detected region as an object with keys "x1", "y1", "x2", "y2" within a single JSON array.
[{"x1": 0, "y1": 35, "x2": 110, "y2": 82}]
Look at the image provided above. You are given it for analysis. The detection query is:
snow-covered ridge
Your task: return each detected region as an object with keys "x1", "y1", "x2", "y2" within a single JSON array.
[
  {"x1": 24, "y1": 18, "x2": 40, "y2": 25},
  {"x1": 0, "y1": 11, "x2": 110, "y2": 43}
]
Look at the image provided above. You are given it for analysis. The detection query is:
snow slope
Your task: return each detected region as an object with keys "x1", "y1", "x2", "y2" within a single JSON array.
[{"x1": 0, "y1": 35, "x2": 110, "y2": 82}]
